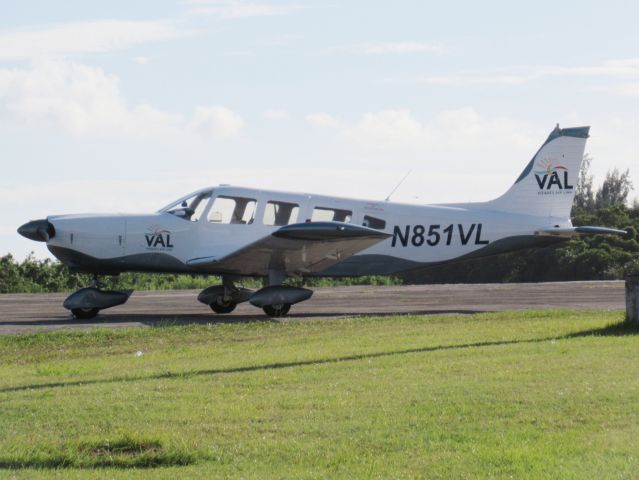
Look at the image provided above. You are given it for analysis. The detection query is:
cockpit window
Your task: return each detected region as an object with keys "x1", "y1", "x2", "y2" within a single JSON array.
[
  {"x1": 167, "y1": 192, "x2": 212, "y2": 221},
  {"x1": 191, "y1": 195, "x2": 210, "y2": 221},
  {"x1": 208, "y1": 196, "x2": 257, "y2": 224}
]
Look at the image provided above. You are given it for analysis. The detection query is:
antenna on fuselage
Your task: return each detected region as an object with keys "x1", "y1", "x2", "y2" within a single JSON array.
[{"x1": 385, "y1": 170, "x2": 412, "y2": 202}]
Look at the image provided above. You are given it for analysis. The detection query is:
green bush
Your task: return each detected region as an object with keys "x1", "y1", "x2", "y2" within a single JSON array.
[{"x1": 0, "y1": 254, "x2": 402, "y2": 293}]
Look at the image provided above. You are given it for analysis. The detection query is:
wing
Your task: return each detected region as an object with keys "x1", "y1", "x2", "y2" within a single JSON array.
[
  {"x1": 535, "y1": 225, "x2": 627, "y2": 238},
  {"x1": 187, "y1": 221, "x2": 391, "y2": 276}
]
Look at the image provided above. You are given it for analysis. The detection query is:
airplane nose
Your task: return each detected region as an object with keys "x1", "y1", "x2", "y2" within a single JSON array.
[{"x1": 17, "y1": 219, "x2": 55, "y2": 242}]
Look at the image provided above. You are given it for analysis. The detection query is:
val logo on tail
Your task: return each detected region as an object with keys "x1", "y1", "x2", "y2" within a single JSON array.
[{"x1": 534, "y1": 158, "x2": 574, "y2": 191}]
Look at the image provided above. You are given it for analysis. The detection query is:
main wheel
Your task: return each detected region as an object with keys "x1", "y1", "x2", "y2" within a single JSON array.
[
  {"x1": 262, "y1": 303, "x2": 291, "y2": 318},
  {"x1": 209, "y1": 300, "x2": 237, "y2": 314},
  {"x1": 71, "y1": 307, "x2": 100, "y2": 319}
]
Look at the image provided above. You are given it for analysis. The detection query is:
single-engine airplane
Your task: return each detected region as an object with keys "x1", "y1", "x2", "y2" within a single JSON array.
[{"x1": 18, "y1": 125, "x2": 626, "y2": 319}]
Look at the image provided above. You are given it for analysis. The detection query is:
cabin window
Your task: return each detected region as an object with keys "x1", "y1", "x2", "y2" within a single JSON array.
[
  {"x1": 363, "y1": 215, "x2": 386, "y2": 230},
  {"x1": 208, "y1": 196, "x2": 257, "y2": 224},
  {"x1": 311, "y1": 207, "x2": 352, "y2": 222},
  {"x1": 263, "y1": 201, "x2": 299, "y2": 226}
]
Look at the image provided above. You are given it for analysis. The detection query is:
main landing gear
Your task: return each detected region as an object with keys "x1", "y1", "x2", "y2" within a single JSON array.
[
  {"x1": 249, "y1": 284, "x2": 312, "y2": 317},
  {"x1": 199, "y1": 273, "x2": 313, "y2": 318},
  {"x1": 262, "y1": 303, "x2": 291, "y2": 317},
  {"x1": 71, "y1": 306, "x2": 101, "y2": 320},
  {"x1": 63, "y1": 277, "x2": 133, "y2": 320},
  {"x1": 197, "y1": 277, "x2": 253, "y2": 314}
]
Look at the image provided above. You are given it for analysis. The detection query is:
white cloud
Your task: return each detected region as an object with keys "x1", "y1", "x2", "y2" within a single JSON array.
[
  {"x1": 188, "y1": 106, "x2": 244, "y2": 138},
  {"x1": 186, "y1": 0, "x2": 303, "y2": 18},
  {"x1": 418, "y1": 58, "x2": 639, "y2": 90},
  {"x1": 305, "y1": 112, "x2": 340, "y2": 128},
  {"x1": 0, "y1": 20, "x2": 189, "y2": 61},
  {"x1": 359, "y1": 42, "x2": 444, "y2": 55},
  {"x1": 347, "y1": 109, "x2": 426, "y2": 147},
  {"x1": 0, "y1": 60, "x2": 243, "y2": 139},
  {"x1": 0, "y1": 60, "x2": 180, "y2": 135},
  {"x1": 421, "y1": 72, "x2": 530, "y2": 86},
  {"x1": 326, "y1": 41, "x2": 444, "y2": 56},
  {"x1": 263, "y1": 109, "x2": 289, "y2": 120},
  {"x1": 540, "y1": 58, "x2": 639, "y2": 78},
  {"x1": 306, "y1": 107, "x2": 534, "y2": 151},
  {"x1": 589, "y1": 82, "x2": 639, "y2": 97},
  {"x1": 133, "y1": 56, "x2": 149, "y2": 65}
]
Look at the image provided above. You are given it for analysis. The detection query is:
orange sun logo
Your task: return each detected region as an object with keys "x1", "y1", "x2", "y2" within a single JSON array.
[{"x1": 535, "y1": 157, "x2": 567, "y2": 176}]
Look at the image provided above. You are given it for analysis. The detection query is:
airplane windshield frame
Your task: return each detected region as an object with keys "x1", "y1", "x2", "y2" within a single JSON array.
[
  {"x1": 158, "y1": 189, "x2": 213, "y2": 212},
  {"x1": 160, "y1": 189, "x2": 214, "y2": 221}
]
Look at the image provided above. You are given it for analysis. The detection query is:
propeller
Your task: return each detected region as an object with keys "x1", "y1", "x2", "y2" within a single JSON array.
[{"x1": 17, "y1": 219, "x2": 55, "y2": 242}]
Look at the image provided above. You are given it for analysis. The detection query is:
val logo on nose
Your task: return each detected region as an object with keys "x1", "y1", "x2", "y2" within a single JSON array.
[{"x1": 145, "y1": 227, "x2": 174, "y2": 249}]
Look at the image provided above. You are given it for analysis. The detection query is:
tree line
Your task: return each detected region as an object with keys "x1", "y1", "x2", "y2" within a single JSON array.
[
  {"x1": 1, "y1": 160, "x2": 637, "y2": 293},
  {"x1": 0, "y1": 257, "x2": 399, "y2": 294}
]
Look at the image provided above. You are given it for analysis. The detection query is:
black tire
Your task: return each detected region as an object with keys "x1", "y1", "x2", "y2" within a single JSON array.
[
  {"x1": 209, "y1": 301, "x2": 237, "y2": 314},
  {"x1": 71, "y1": 307, "x2": 100, "y2": 319},
  {"x1": 262, "y1": 303, "x2": 291, "y2": 318}
]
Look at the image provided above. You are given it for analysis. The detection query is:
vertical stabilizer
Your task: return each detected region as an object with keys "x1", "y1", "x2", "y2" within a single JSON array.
[{"x1": 486, "y1": 125, "x2": 589, "y2": 219}]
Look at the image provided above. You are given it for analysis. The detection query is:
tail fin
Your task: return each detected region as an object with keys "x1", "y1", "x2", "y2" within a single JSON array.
[{"x1": 487, "y1": 125, "x2": 589, "y2": 219}]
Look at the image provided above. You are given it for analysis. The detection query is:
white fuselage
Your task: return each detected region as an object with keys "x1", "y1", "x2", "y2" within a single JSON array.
[{"x1": 43, "y1": 185, "x2": 567, "y2": 276}]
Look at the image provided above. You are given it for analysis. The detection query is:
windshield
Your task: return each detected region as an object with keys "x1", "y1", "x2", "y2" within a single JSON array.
[{"x1": 161, "y1": 189, "x2": 213, "y2": 221}]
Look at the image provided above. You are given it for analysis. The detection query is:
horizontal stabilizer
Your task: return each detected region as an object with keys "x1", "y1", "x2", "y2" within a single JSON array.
[
  {"x1": 187, "y1": 222, "x2": 391, "y2": 276},
  {"x1": 534, "y1": 226, "x2": 627, "y2": 238}
]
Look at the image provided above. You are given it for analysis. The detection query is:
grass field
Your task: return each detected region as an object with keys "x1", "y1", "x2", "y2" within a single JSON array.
[{"x1": 0, "y1": 310, "x2": 638, "y2": 479}]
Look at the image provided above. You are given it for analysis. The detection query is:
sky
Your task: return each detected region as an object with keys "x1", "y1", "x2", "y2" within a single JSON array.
[{"x1": 2, "y1": 0, "x2": 638, "y2": 259}]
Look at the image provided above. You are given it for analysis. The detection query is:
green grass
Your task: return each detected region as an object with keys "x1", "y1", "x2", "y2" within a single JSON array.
[{"x1": 0, "y1": 310, "x2": 638, "y2": 478}]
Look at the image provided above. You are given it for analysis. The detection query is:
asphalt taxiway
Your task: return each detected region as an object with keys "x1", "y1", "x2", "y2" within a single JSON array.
[{"x1": 0, "y1": 281, "x2": 625, "y2": 335}]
